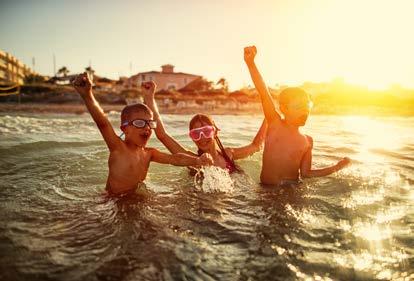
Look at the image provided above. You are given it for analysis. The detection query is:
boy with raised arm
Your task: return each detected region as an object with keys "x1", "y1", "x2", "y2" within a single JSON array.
[
  {"x1": 73, "y1": 73, "x2": 213, "y2": 195},
  {"x1": 243, "y1": 46, "x2": 350, "y2": 186}
]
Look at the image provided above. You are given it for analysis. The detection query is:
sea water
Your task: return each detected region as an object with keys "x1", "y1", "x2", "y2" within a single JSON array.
[{"x1": 0, "y1": 113, "x2": 413, "y2": 280}]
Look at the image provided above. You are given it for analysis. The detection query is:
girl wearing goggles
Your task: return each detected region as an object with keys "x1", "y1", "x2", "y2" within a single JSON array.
[
  {"x1": 142, "y1": 81, "x2": 267, "y2": 174},
  {"x1": 188, "y1": 125, "x2": 215, "y2": 141}
]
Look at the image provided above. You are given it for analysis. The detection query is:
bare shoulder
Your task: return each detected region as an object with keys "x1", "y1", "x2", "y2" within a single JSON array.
[
  {"x1": 305, "y1": 135, "x2": 313, "y2": 148},
  {"x1": 145, "y1": 147, "x2": 158, "y2": 155},
  {"x1": 140, "y1": 147, "x2": 157, "y2": 161},
  {"x1": 110, "y1": 138, "x2": 126, "y2": 152},
  {"x1": 266, "y1": 117, "x2": 284, "y2": 134}
]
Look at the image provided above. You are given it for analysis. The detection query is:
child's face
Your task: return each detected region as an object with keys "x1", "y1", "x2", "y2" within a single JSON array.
[
  {"x1": 281, "y1": 96, "x2": 312, "y2": 127},
  {"x1": 190, "y1": 121, "x2": 216, "y2": 151},
  {"x1": 123, "y1": 111, "x2": 154, "y2": 146}
]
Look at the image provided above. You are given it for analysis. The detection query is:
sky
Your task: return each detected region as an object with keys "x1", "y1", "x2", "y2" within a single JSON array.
[{"x1": 1, "y1": 0, "x2": 413, "y2": 90}]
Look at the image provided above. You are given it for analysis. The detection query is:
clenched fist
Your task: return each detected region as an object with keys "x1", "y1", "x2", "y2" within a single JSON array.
[
  {"x1": 141, "y1": 81, "x2": 157, "y2": 98},
  {"x1": 73, "y1": 72, "x2": 92, "y2": 97},
  {"x1": 244, "y1": 46, "x2": 257, "y2": 65}
]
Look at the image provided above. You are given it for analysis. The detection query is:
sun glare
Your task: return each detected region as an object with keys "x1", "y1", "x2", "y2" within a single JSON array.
[
  {"x1": 341, "y1": 116, "x2": 402, "y2": 163},
  {"x1": 277, "y1": 0, "x2": 414, "y2": 90}
]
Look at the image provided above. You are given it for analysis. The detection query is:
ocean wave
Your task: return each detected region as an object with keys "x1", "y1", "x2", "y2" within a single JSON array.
[
  {"x1": 0, "y1": 140, "x2": 105, "y2": 154},
  {"x1": 0, "y1": 114, "x2": 413, "y2": 280}
]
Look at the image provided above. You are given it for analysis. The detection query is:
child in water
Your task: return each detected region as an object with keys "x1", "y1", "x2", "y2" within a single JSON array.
[
  {"x1": 73, "y1": 73, "x2": 213, "y2": 195},
  {"x1": 142, "y1": 81, "x2": 267, "y2": 174},
  {"x1": 244, "y1": 46, "x2": 350, "y2": 186}
]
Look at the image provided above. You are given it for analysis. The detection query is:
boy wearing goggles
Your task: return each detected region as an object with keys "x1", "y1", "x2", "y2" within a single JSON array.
[
  {"x1": 73, "y1": 73, "x2": 213, "y2": 195},
  {"x1": 244, "y1": 46, "x2": 350, "y2": 186}
]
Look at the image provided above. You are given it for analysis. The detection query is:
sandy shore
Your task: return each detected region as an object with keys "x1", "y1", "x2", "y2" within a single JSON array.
[
  {"x1": 0, "y1": 103, "x2": 263, "y2": 115},
  {"x1": 1, "y1": 102, "x2": 413, "y2": 117}
]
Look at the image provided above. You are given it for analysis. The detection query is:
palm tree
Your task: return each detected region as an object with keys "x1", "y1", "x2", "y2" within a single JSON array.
[
  {"x1": 216, "y1": 77, "x2": 228, "y2": 92},
  {"x1": 57, "y1": 66, "x2": 69, "y2": 77},
  {"x1": 85, "y1": 66, "x2": 95, "y2": 75},
  {"x1": 85, "y1": 66, "x2": 95, "y2": 82}
]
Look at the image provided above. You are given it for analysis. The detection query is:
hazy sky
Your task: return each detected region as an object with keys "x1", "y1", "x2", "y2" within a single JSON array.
[{"x1": 1, "y1": 0, "x2": 413, "y2": 90}]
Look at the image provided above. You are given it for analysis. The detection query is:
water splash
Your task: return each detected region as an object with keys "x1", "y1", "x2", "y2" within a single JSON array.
[{"x1": 194, "y1": 166, "x2": 234, "y2": 193}]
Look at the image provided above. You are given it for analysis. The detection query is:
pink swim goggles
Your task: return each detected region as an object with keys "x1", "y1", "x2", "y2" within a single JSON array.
[{"x1": 189, "y1": 125, "x2": 215, "y2": 141}]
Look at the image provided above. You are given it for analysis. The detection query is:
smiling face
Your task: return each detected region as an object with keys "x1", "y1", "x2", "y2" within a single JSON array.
[
  {"x1": 189, "y1": 114, "x2": 217, "y2": 152},
  {"x1": 279, "y1": 87, "x2": 312, "y2": 127},
  {"x1": 121, "y1": 104, "x2": 154, "y2": 147}
]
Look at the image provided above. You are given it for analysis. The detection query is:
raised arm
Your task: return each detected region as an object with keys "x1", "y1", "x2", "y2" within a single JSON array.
[
  {"x1": 300, "y1": 136, "x2": 351, "y2": 178},
  {"x1": 150, "y1": 148, "x2": 213, "y2": 166},
  {"x1": 73, "y1": 73, "x2": 121, "y2": 151},
  {"x1": 228, "y1": 119, "x2": 267, "y2": 160},
  {"x1": 244, "y1": 46, "x2": 281, "y2": 123},
  {"x1": 142, "y1": 81, "x2": 194, "y2": 155}
]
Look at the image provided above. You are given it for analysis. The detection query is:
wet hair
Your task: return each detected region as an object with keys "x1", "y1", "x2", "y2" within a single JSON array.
[
  {"x1": 278, "y1": 87, "x2": 310, "y2": 106},
  {"x1": 121, "y1": 103, "x2": 153, "y2": 123},
  {"x1": 189, "y1": 114, "x2": 238, "y2": 171}
]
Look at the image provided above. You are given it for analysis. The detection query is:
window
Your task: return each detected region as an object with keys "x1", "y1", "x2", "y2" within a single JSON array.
[{"x1": 142, "y1": 74, "x2": 145, "y2": 81}]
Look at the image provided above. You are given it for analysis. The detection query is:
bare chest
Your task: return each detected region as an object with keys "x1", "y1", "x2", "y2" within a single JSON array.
[
  {"x1": 108, "y1": 150, "x2": 151, "y2": 177},
  {"x1": 265, "y1": 129, "x2": 308, "y2": 162}
]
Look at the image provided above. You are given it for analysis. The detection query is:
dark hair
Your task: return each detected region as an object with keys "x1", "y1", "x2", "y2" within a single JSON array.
[
  {"x1": 121, "y1": 103, "x2": 153, "y2": 123},
  {"x1": 189, "y1": 114, "x2": 238, "y2": 171}
]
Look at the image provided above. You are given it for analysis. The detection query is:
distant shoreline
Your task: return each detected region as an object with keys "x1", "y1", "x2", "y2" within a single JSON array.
[
  {"x1": 0, "y1": 103, "x2": 263, "y2": 116},
  {"x1": 0, "y1": 102, "x2": 413, "y2": 117}
]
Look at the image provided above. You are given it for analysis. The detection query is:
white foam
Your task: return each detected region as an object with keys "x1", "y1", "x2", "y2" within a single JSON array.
[{"x1": 194, "y1": 166, "x2": 234, "y2": 193}]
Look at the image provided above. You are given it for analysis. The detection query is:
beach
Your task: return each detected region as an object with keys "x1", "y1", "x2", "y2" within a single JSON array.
[
  {"x1": 0, "y1": 102, "x2": 264, "y2": 115},
  {"x1": 1, "y1": 102, "x2": 413, "y2": 117}
]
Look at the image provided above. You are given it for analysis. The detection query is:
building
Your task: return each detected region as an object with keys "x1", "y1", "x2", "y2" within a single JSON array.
[
  {"x1": 0, "y1": 50, "x2": 37, "y2": 84},
  {"x1": 126, "y1": 64, "x2": 201, "y2": 91},
  {"x1": 94, "y1": 76, "x2": 117, "y2": 92}
]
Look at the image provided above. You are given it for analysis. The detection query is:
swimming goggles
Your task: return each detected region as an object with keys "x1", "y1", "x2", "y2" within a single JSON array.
[
  {"x1": 286, "y1": 100, "x2": 313, "y2": 110},
  {"x1": 122, "y1": 119, "x2": 157, "y2": 129},
  {"x1": 189, "y1": 125, "x2": 215, "y2": 141}
]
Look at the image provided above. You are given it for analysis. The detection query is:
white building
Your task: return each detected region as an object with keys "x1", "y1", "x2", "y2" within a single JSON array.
[{"x1": 126, "y1": 64, "x2": 201, "y2": 91}]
